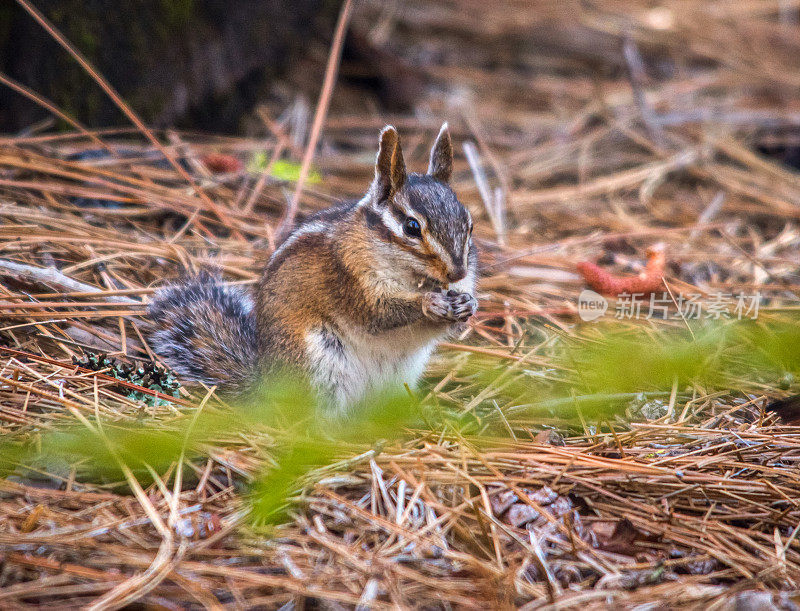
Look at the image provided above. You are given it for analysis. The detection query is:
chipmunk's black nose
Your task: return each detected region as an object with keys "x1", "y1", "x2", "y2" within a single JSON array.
[{"x1": 447, "y1": 266, "x2": 467, "y2": 283}]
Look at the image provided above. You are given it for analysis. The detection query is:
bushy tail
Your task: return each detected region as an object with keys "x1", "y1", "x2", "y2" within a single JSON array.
[{"x1": 147, "y1": 274, "x2": 261, "y2": 393}]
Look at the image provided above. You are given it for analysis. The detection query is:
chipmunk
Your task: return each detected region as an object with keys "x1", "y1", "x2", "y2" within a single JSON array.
[{"x1": 148, "y1": 124, "x2": 478, "y2": 411}]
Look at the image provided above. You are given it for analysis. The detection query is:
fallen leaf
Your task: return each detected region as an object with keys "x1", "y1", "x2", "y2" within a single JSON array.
[
  {"x1": 578, "y1": 243, "x2": 666, "y2": 296},
  {"x1": 589, "y1": 518, "x2": 656, "y2": 555},
  {"x1": 201, "y1": 153, "x2": 243, "y2": 174}
]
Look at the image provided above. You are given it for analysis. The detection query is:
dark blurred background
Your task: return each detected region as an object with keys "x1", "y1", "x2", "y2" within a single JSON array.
[
  {"x1": 3, "y1": 0, "x2": 800, "y2": 175},
  {"x1": 0, "y1": 0, "x2": 647, "y2": 135},
  {"x1": 0, "y1": 0, "x2": 335, "y2": 132},
  {"x1": 0, "y1": 0, "x2": 438, "y2": 133}
]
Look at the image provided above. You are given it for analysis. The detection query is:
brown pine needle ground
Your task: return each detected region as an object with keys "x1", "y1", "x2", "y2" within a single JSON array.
[{"x1": 1, "y1": 0, "x2": 800, "y2": 608}]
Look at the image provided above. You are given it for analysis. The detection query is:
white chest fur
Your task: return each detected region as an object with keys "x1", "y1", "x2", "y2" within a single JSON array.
[
  {"x1": 305, "y1": 263, "x2": 477, "y2": 411},
  {"x1": 304, "y1": 321, "x2": 445, "y2": 411}
]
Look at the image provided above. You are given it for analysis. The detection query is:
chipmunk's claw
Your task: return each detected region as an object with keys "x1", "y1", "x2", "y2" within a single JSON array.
[
  {"x1": 423, "y1": 290, "x2": 477, "y2": 323},
  {"x1": 448, "y1": 291, "x2": 478, "y2": 321}
]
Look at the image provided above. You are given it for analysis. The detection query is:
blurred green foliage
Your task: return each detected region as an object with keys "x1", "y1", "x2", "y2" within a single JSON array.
[
  {"x1": 247, "y1": 154, "x2": 322, "y2": 184},
  {"x1": 3, "y1": 315, "x2": 800, "y2": 525},
  {"x1": 563, "y1": 317, "x2": 800, "y2": 394}
]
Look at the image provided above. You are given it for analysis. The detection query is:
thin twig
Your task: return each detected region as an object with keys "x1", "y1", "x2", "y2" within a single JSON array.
[{"x1": 278, "y1": 0, "x2": 355, "y2": 239}]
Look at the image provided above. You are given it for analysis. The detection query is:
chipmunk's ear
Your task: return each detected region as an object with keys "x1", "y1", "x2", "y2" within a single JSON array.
[
  {"x1": 428, "y1": 122, "x2": 453, "y2": 183},
  {"x1": 374, "y1": 125, "x2": 407, "y2": 201}
]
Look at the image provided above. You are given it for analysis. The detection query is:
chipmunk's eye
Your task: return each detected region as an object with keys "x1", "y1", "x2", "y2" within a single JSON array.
[{"x1": 403, "y1": 217, "x2": 422, "y2": 239}]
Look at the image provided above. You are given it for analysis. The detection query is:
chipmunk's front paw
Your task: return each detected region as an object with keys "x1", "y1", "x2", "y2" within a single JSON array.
[
  {"x1": 422, "y1": 290, "x2": 477, "y2": 323},
  {"x1": 422, "y1": 291, "x2": 451, "y2": 322},
  {"x1": 448, "y1": 290, "x2": 478, "y2": 322}
]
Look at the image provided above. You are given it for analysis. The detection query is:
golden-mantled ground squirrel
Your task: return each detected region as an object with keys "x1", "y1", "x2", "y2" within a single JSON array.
[{"x1": 148, "y1": 124, "x2": 478, "y2": 411}]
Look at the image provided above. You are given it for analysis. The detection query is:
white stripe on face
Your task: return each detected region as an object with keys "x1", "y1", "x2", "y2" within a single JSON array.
[
  {"x1": 461, "y1": 236, "x2": 472, "y2": 268},
  {"x1": 426, "y1": 233, "x2": 458, "y2": 270},
  {"x1": 425, "y1": 209, "x2": 471, "y2": 273},
  {"x1": 381, "y1": 207, "x2": 406, "y2": 240},
  {"x1": 370, "y1": 197, "x2": 465, "y2": 277}
]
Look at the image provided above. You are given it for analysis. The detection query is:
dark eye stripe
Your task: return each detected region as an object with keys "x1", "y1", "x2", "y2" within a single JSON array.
[
  {"x1": 363, "y1": 207, "x2": 383, "y2": 230},
  {"x1": 388, "y1": 202, "x2": 407, "y2": 225},
  {"x1": 366, "y1": 215, "x2": 436, "y2": 259}
]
